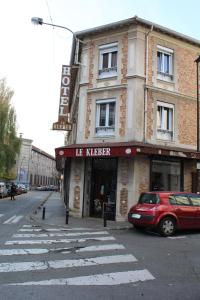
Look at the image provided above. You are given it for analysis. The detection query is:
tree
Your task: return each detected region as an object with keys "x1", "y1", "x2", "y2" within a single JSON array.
[{"x1": 0, "y1": 78, "x2": 21, "y2": 180}]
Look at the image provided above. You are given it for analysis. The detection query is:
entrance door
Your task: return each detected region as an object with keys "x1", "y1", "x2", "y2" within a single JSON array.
[{"x1": 90, "y1": 158, "x2": 117, "y2": 219}]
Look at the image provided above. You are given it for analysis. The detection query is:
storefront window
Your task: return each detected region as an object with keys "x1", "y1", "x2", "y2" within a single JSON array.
[{"x1": 151, "y1": 160, "x2": 181, "y2": 191}]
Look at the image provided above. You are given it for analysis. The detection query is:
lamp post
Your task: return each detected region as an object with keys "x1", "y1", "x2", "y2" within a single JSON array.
[
  {"x1": 31, "y1": 17, "x2": 75, "y2": 36},
  {"x1": 31, "y1": 17, "x2": 76, "y2": 223},
  {"x1": 195, "y1": 55, "x2": 200, "y2": 192}
]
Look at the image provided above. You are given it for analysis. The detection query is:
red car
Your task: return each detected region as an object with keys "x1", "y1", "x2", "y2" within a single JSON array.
[{"x1": 128, "y1": 192, "x2": 200, "y2": 236}]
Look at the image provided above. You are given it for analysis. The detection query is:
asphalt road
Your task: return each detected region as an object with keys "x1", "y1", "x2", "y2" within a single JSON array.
[{"x1": 0, "y1": 191, "x2": 200, "y2": 300}]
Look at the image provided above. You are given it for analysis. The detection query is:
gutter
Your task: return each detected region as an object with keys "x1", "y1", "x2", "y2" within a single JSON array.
[{"x1": 144, "y1": 25, "x2": 154, "y2": 143}]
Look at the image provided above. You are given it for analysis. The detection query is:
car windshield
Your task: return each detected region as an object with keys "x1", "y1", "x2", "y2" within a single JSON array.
[{"x1": 138, "y1": 193, "x2": 160, "y2": 204}]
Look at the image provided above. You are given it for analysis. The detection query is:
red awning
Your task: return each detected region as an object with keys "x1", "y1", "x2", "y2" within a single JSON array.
[
  {"x1": 55, "y1": 141, "x2": 200, "y2": 160},
  {"x1": 55, "y1": 145, "x2": 136, "y2": 158}
]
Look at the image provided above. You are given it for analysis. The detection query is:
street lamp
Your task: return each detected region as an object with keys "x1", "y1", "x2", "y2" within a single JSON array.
[
  {"x1": 195, "y1": 55, "x2": 200, "y2": 192},
  {"x1": 31, "y1": 17, "x2": 75, "y2": 36},
  {"x1": 31, "y1": 17, "x2": 84, "y2": 67},
  {"x1": 31, "y1": 17, "x2": 78, "y2": 224}
]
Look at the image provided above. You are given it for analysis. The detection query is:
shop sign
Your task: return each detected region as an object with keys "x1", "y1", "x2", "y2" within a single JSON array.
[
  {"x1": 52, "y1": 65, "x2": 72, "y2": 131},
  {"x1": 52, "y1": 122, "x2": 72, "y2": 131},
  {"x1": 56, "y1": 146, "x2": 137, "y2": 158}
]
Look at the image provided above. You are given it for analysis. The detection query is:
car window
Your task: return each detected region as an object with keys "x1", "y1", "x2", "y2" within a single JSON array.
[
  {"x1": 174, "y1": 195, "x2": 191, "y2": 206},
  {"x1": 169, "y1": 195, "x2": 176, "y2": 205},
  {"x1": 138, "y1": 193, "x2": 160, "y2": 204},
  {"x1": 189, "y1": 195, "x2": 200, "y2": 207}
]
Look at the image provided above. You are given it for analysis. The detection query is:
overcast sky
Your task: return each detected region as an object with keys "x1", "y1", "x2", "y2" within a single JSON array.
[{"x1": 0, "y1": 0, "x2": 200, "y2": 156}]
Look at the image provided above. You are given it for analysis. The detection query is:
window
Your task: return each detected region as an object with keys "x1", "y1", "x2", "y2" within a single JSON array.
[
  {"x1": 157, "y1": 101, "x2": 174, "y2": 140},
  {"x1": 138, "y1": 193, "x2": 160, "y2": 204},
  {"x1": 96, "y1": 99, "x2": 116, "y2": 136},
  {"x1": 169, "y1": 195, "x2": 191, "y2": 206},
  {"x1": 99, "y1": 43, "x2": 118, "y2": 78},
  {"x1": 174, "y1": 195, "x2": 190, "y2": 206},
  {"x1": 151, "y1": 160, "x2": 181, "y2": 191},
  {"x1": 189, "y1": 195, "x2": 200, "y2": 206},
  {"x1": 157, "y1": 45, "x2": 173, "y2": 81}
]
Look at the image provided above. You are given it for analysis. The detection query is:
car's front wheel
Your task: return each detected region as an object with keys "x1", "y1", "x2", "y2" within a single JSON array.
[{"x1": 158, "y1": 217, "x2": 176, "y2": 237}]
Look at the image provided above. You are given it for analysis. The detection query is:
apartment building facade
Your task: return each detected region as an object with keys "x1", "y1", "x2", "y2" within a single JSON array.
[
  {"x1": 15, "y1": 138, "x2": 58, "y2": 189},
  {"x1": 55, "y1": 16, "x2": 200, "y2": 221}
]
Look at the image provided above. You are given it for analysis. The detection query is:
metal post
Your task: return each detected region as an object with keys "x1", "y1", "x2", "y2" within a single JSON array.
[
  {"x1": 42, "y1": 207, "x2": 46, "y2": 220},
  {"x1": 195, "y1": 56, "x2": 200, "y2": 192},
  {"x1": 197, "y1": 59, "x2": 200, "y2": 152},
  {"x1": 65, "y1": 209, "x2": 69, "y2": 224},
  {"x1": 103, "y1": 203, "x2": 107, "y2": 227}
]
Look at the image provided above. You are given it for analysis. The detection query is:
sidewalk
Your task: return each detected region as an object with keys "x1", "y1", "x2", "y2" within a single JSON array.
[{"x1": 30, "y1": 192, "x2": 132, "y2": 230}]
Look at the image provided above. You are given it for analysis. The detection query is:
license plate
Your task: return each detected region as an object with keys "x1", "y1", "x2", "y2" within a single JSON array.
[{"x1": 131, "y1": 213, "x2": 141, "y2": 219}]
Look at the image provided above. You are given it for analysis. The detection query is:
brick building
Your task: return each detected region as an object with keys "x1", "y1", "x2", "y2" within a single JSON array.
[{"x1": 55, "y1": 16, "x2": 200, "y2": 221}]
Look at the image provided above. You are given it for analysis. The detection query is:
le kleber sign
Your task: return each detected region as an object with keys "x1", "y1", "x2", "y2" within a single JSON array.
[{"x1": 56, "y1": 146, "x2": 136, "y2": 158}]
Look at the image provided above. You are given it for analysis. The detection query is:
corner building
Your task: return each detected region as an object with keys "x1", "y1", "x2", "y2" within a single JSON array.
[{"x1": 56, "y1": 16, "x2": 200, "y2": 221}]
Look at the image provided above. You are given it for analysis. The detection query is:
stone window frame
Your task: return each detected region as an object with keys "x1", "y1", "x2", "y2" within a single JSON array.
[
  {"x1": 95, "y1": 98, "x2": 116, "y2": 137},
  {"x1": 156, "y1": 101, "x2": 174, "y2": 141},
  {"x1": 157, "y1": 45, "x2": 174, "y2": 82},
  {"x1": 98, "y1": 42, "x2": 118, "y2": 79}
]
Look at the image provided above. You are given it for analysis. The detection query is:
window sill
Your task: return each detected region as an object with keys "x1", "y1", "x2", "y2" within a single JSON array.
[
  {"x1": 97, "y1": 76, "x2": 118, "y2": 81},
  {"x1": 156, "y1": 137, "x2": 174, "y2": 142},
  {"x1": 157, "y1": 73, "x2": 174, "y2": 83},
  {"x1": 95, "y1": 133, "x2": 115, "y2": 138}
]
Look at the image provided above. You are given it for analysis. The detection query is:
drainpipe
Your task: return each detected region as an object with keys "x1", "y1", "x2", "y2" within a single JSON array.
[{"x1": 144, "y1": 25, "x2": 153, "y2": 142}]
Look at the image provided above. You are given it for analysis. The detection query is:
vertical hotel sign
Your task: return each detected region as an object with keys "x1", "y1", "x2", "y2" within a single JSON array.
[{"x1": 52, "y1": 65, "x2": 72, "y2": 131}]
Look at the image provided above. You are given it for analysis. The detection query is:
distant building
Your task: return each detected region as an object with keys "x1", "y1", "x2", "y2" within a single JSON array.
[{"x1": 15, "y1": 138, "x2": 58, "y2": 188}]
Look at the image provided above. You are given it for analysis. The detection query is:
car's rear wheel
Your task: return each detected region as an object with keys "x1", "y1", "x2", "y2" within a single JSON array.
[{"x1": 158, "y1": 217, "x2": 176, "y2": 237}]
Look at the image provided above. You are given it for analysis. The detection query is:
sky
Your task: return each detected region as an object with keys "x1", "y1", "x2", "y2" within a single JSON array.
[{"x1": 0, "y1": 0, "x2": 200, "y2": 156}]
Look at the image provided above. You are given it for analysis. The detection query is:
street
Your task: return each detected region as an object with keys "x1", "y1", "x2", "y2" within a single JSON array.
[{"x1": 0, "y1": 192, "x2": 200, "y2": 299}]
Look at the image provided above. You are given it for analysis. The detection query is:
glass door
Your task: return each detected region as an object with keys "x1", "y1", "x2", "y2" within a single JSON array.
[{"x1": 90, "y1": 158, "x2": 117, "y2": 218}]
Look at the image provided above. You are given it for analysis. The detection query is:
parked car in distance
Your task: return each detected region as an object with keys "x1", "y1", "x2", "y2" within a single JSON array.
[
  {"x1": 128, "y1": 192, "x2": 200, "y2": 237},
  {"x1": 17, "y1": 184, "x2": 28, "y2": 193},
  {"x1": 0, "y1": 182, "x2": 8, "y2": 198}
]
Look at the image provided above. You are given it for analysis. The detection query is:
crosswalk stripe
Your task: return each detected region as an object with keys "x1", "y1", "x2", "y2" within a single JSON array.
[
  {"x1": 9, "y1": 269, "x2": 155, "y2": 286},
  {"x1": 13, "y1": 231, "x2": 109, "y2": 238},
  {"x1": 19, "y1": 227, "x2": 96, "y2": 232},
  {"x1": 0, "y1": 254, "x2": 136, "y2": 272},
  {"x1": 5, "y1": 236, "x2": 115, "y2": 245},
  {"x1": 3, "y1": 215, "x2": 23, "y2": 224},
  {"x1": 168, "y1": 236, "x2": 186, "y2": 239},
  {"x1": 0, "y1": 244, "x2": 125, "y2": 256}
]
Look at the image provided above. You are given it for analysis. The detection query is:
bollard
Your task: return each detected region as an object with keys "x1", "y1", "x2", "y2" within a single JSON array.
[
  {"x1": 103, "y1": 214, "x2": 107, "y2": 227},
  {"x1": 42, "y1": 207, "x2": 46, "y2": 220},
  {"x1": 65, "y1": 209, "x2": 69, "y2": 225},
  {"x1": 103, "y1": 203, "x2": 107, "y2": 227}
]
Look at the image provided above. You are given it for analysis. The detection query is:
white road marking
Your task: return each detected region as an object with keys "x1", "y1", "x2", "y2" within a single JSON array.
[
  {"x1": 13, "y1": 231, "x2": 109, "y2": 238},
  {"x1": 0, "y1": 214, "x2": 4, "y2": 218},
  {"x1": 5, "y1": 236, "x2": 115, "y2": 245},
  {"x1": 0, "y1": 249, "x2": 49, "y2": 255},
  {"x1": 10, "y1": 269, "x2": 155, "y2": 286},
  {"x1": 0, "y1": 244, "x2": 125, "y2": 256},
  {"x1": 19, "y1": 227, "x2": 96, "y2": 232},
  {"x1": 71, "y1": 243, "x2": 125, "y2": 253},
  {"x1": 0, "y1": 254, "x2": 136, "y2": 272},
  {"x1": 3, "y1": 215, "x2": 23, "y2": 224},
  {"x1": 3, "y1": 215, "x2": 17, "y2": 224},
  {"x1": 168, "y1": 236, "x2": 186, "y2": 239}
]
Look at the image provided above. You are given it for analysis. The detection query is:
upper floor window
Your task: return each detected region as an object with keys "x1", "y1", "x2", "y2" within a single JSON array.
[
  {"x1": 157, "y1": 101, "x2": 174, "y2": 140},
  {"x1": 157, "y1": 45, "x2": 173, "y2": 81},
  {"x1": 95, "y1": 99, "x2": 116, "y2": 136},
  {"x1": 99, "y1": 43, "x2": 118, "y2": 78}
]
